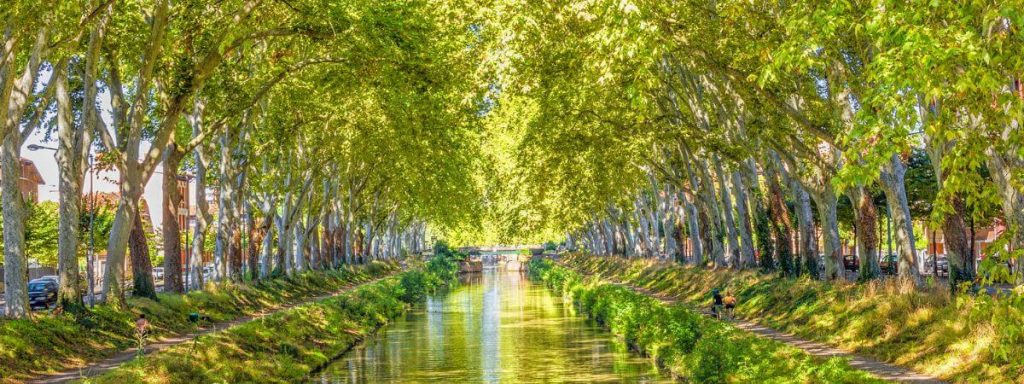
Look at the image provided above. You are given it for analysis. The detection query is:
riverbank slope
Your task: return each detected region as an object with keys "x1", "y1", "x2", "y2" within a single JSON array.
[{"x1": 559, "y1": 254, "x2": 1023, "y2": 382}]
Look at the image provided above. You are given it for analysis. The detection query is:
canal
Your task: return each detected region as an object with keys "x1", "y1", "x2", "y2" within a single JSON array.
[{"x1": 312, "y1": 266, "x2": 669, "y2": 383}]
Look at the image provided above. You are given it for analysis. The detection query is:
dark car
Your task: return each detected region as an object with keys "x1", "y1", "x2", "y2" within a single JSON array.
[
  {"x1": 879, "y1": 254, "x2": 898, "y2": 274},
  {"x1": 843, "y1": 254, "x2": 859, "y2": 271},
  {"x1": 28, "y1": 279, "x2": 58, "y2": 309}
]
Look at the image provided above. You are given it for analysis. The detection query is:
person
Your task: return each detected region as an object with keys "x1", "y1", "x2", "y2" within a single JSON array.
[
  {"x1": 723, "y1": 291, "x2": 737, "y2": 320},
  {"x1": 711, "y1": 289, "x2": 724, "y2": 319},
  {"x1": 134, "y1": 313, "x2": 150, "y2": 358},
  {"x1": 136, "y1": 313, "x2": 150, "y2": 335}
]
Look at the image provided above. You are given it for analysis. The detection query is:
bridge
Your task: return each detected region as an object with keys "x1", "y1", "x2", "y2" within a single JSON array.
[{"x1": 458, "y1": 245, "x2": 544, "y2": 253}]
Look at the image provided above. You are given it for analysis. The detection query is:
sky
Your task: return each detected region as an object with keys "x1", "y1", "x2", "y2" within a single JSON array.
[
  {"x1": 22, "y1": 131, "x2": 186, "y2": 230},
  {"x1": 24, "y1": 69, "x2": 195, "y2": 230}
]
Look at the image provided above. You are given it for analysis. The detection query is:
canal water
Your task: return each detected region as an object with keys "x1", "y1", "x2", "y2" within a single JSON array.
[{"x1": 311, "y1": 266, "x2": 669, "y2": 383}]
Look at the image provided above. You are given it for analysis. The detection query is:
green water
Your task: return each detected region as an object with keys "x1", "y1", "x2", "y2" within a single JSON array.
[{"x1": 312, "y1": 267, "x2": 670, "y2": 383}]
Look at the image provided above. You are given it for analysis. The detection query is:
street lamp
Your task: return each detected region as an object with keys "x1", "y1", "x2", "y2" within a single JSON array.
[{"x1": 27, "y1": 144, "x2": 58, "y2": 152}]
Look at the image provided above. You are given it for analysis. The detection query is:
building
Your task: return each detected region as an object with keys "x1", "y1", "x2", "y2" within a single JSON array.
[
  {"x1": 84, "y1": 192, "x2": 158, "y2": 273},
  {"x1": 173, "y1": 175, "x2": 192, "y2": 266},
  {"x1": 4, "y1": 158, "x2": 46, "y2": 202},
  {"x1": 925, "y1": 221, "x2": 1006, "y2": 261}
]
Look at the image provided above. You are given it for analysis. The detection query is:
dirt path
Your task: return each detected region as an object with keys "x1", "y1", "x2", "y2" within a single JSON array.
[
  {"x1": 26, "y1": 274, "x2": 397, "y2": 384},
  {"x1": 560, "y1": 262, "x2": 946, "y2": 384}
]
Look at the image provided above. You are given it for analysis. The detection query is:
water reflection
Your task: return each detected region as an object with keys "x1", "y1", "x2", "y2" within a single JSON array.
[{"x1": 312, "y1": 267, "x2": 669, "y2": 383}]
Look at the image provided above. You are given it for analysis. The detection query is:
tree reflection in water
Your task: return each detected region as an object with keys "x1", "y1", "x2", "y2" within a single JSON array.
[{"x1": 312, "y1": 267, "x2": 668, "y2": 383}]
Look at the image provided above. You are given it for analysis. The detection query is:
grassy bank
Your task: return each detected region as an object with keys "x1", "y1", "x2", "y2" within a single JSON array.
[
  {"x1": 82, "y1": 255, "x2": 459, "y2": 383},
  {"x1": 0, "y1": 262, "x2": 398, "y2": 383},
  {"x1": 529, "y1": 258, "x2": 886, "y2": 383},
  {"x1": 561, "y1": 254, "x2": 1024, "y2": 382}
]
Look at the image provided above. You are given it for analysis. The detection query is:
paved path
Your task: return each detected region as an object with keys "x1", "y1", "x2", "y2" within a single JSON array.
[
  {"x1": 560, "y1": 262, "x2": 946, "y2": 384},
  {"x1": 26, "y1": 274, "x2": 396, "y2": 384}
]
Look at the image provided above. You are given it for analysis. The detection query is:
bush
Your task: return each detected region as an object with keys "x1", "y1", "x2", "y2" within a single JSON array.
[
  {"x1": 88, "y1": 262, "x2": 459, "y2": 383},
  {"x1": 544, "y1": 241, "x2": 557, "y2": 251},
  {"x1": 532, "y1": 260, "x2": 885, "y2": 383},
  {"x1": 0, "y1": 262, "x2": 399, "y2": 381},
  {"x1": 561, "y1": 253, "x2": 1024, "y2": 382},
  {"x1": 690, "y1": 325, "x2": 740, "y2": 383}
]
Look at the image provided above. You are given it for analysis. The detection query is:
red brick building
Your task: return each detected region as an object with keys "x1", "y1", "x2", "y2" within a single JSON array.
[{"x1": 7, "y1": 158, "x2": 45, "y2": 202}]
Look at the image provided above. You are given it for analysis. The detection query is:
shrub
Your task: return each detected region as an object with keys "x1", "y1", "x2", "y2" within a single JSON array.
[
  {"x1": 561, "y1": 253, "x2": 1024, "y2": 382},
  {"x1": 88, "y1": 262, "x2": 457, "y2": 384},
  {"x1": 0, "y1": 262, "x2": 399, "y2": 381},
  {"x1": 532, "y1": 260, "x2": 885, "y2": 383},
  {"x1": 690, "y1": 325, "x2": 741, "y2": 383}
]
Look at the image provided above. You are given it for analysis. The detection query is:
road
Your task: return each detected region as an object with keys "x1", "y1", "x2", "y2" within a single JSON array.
[{"x1": 0, "y1": 281, "x2": 164, "y2": 310}]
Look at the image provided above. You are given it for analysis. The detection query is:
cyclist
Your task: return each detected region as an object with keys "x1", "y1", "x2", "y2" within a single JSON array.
[
  {"x1": 723, "y1": 291, "x2": 737, "y2": 320},
  {"x1": 711, "y1": 289, "x2": 724, "y2": 319}
]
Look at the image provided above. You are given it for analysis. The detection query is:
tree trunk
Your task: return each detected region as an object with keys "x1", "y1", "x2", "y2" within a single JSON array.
[
  {"x1": 925, "y1": 133, "x2": 974, "y2": 288},
  {"x1": 879, "y1": 154, "x2": 922, "y2": 285},
  {"x1": 847, "y1": 186, "x2": 880, "y2": 281},
  {"x1": 214, "y1": 186, "x2": 228, "y2": 281},
  {"x1": 246, "y1": 206, "x2": 258, "y2": 281},
  {"x1": 1, "y1": 26, "x2": 47, "y2": 318},
  {"x1": 354, "y1": 228, "x2": 364, "y2": 264},
  {"x1": 129, "y1": 212, "x2": 157, "y2": 300},
  {"x1": 943, "y1": 196, "x2": 973, "y2": 288},
  {"x1": 731, "y1": 171, "x2": 756, "y2": 268},
  {"x1": 682, "y1": 192, "x2": 702, "y2": 264},
  {"x1": 985, "y1": 151, "x2": 1024, "y2": 284},
  {"x1": 310, "y1": 227, "x2": 321, "y2": 268},
  {"x1": 55, "y1": 63, "x2": 86, "y2": 313},
  {"x1": 161, "y1": 146, "x2": 184, "y2": 293},
  {"x1": 753, "y1": 196, "x2": 775, "y2": 272},
  {"x1": 188, "y1": 107, "x2": 212, "y2": 290},
  {"x1": 230, "y1": 226, "x2": 243, "y2": 280},
  {"x1": 662, "y1": 186, "x2": 678, "y2": 261},
  {"x1": 713, "y1": 157, "x2": 741, "y2": 267},
  {"x1": 2, "y1": 133, "x2": 29, "y2": 318},
  {"x1": 698, "y1": 161, "x2": 726, "y2": 267},
  {"x1": 260, "y1": 210, "x2": 274, "y2": 278},
  {"x1": 275, "y1": 214, "x2": 289, "y2": 274},
  {"x1": 294, "y1": 221, "x2": 306, "y2": 271},
  {"x1": 765, "y1": 161, "x2": 795, "y2": 275},
  {"x1": 812, "y1": 186, "x2": 846, "y2": 281},
  {"x1": 790, "y1": 179, "x2": 820, "y2": 279},
  {"x1": 103, "y1": 180, "x2": 142, "y2": 308}
]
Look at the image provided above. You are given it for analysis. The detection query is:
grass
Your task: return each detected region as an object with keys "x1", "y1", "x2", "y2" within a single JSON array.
[
  {"x1": 82, "y1": 256, "x2": 460, "y2": 383},
  {"x1": 0, "y1": 262, "x2": 398, "y2": 383},
  {"x1": 529, "y1": 258, "x2": 887, "y2": 383},
  {"x1": 561, "y1": 254, "x2": 1024, "y2": 383},
  {"x1": 84, "y1": 277, "x2": 406, "y2": 383}
]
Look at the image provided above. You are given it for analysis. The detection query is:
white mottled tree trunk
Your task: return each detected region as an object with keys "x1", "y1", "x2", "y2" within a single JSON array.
[
  {"x1": 731, "y1": 171, "x2": 756, "y2": 268},
  {"x1": 879, "y1": 154, "x2": 922, "y2": 285}
]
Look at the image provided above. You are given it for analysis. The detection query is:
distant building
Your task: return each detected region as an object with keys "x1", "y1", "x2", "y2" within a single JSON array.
[
  {"x1": 925, "y1": 221, "x2": 1006, "y2": 260},
  {"x1": 3, "y1": 158, "x2": 46, "y2": 202},
  {"x1": 173, "y1": 175, "x2": 192, "y2": 266},
  {"x1": 85, "y1": 191, "x2": 157, "y2": 271}
]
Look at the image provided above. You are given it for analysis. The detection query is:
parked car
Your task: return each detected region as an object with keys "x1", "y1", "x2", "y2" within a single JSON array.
[
  {"x1": 35, "y1": 275, "x2": 59, "y2": 284},
  {"x1": 843, "y1": 254, "x2": 859, "y2": 271},
  {"x1": 153, "y1": 267, "x2": 165, "y2": 280},
  {"x1": 879, "y1": 254, "x2": 898, "y2": 274},
  {"x1": 936, "y1": 257, "x2": 949, "y2": 277},
  {"x1": 924, "y1": 256, "x2": 949, "y2": 277},
  {"x1": 202, "y1": 266, "x2": 215, "y2": 280},
  {"x1": 28, "y1": 279, "x2": 58, "y2": 309}
]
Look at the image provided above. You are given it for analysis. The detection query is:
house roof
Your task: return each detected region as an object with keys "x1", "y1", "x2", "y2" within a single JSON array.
[{"x1": 19, "y1": 158, "x2": 44, "y2": 185}]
